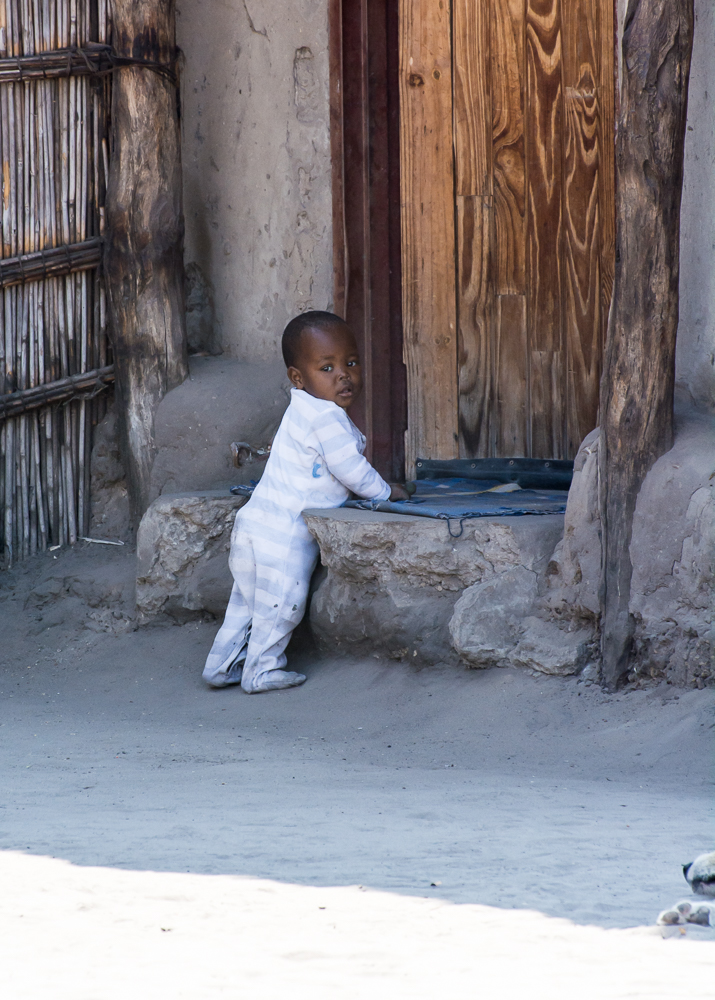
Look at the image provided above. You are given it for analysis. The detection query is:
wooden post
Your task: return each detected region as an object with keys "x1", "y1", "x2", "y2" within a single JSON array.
[
  {"x1": 105, "y1": 0, "x2": 188, "y2": 523},
  {"x1": 599, "y1": 0, "x2": 694, "y2": 690}
]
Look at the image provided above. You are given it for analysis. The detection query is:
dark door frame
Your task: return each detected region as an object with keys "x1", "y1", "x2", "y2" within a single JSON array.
[{"x1": 329, "y1": 0, "x2": 406, "y2": 482}]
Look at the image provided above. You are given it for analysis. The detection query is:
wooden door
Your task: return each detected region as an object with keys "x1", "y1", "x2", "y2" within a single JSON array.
[{"x1": 400, "y1": 0, "x2": 615, "y2": 470}]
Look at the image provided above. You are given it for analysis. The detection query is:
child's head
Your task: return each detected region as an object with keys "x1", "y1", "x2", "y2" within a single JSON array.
[{"x1": 282, "y1": 311, "x2": 362, "y2": 410}]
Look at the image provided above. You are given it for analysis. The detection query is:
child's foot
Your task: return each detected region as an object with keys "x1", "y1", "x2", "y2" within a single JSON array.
[
  {"x1": 203, "y1": 663, "x2": 243, "y2": 688},
  {"x1": 243, "y1": 670, "x2": 307, "y2": 693}
]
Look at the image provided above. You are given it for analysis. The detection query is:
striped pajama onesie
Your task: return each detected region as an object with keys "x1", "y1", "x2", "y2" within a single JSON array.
[{"x1": 202, "y1": 387, "x2": 390, "y2": 693}]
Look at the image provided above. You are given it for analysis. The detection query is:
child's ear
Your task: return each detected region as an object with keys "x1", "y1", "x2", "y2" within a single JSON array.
[{"x1": 287, "y1": 366, "x2": 304, "y2": 388}]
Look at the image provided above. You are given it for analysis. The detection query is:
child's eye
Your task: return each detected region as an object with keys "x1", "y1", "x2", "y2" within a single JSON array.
[
  {"x1": 347, "y1": 360, "x2": 357, "y2": 367},
  {"x1": 321, "y1": 365, "x2": 332, "y2": 372}
]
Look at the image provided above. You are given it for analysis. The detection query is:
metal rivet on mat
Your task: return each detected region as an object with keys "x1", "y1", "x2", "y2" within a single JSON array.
[
  {"x1": 471, "y1": 463, "x2": 475, "y2": 468},
  {"x1": 545, "y1": 462, "x2": 550, "y2": 467},
  {"x1": 509, "y1": 460, "x2": 514, "y2": 465},
  {"x1": 417, "y1": 462, "x2": 422, "y2": 467}
]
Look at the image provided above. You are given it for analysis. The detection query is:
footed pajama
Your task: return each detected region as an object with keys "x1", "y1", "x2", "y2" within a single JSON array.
[
  {"x1": 203, "y1": 388, "x2": 390, "y2": 693},
  {"x1": 202, "y1": 518, "x2": 319, "y2": 692}
]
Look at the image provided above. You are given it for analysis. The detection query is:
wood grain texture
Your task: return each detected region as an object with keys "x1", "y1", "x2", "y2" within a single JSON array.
[
  {"x1": 489, "y1": 0, "x2": 529, "y2": 458},
  {"x1": 598, "y1": 0, "x2": 615, "y2": 363},
  {"x1": 453, "y1": 0, "x2": 492, "y2": 457},
  {"x1": 456, "y1": 194, "x2": 492, "y2": 457},
  {"x1": 495, "y1": 294, "x2": 528, "y2": 454},
  {"x1": 491, "y1": 0, "x2": 526, "y2": 294},
  {"x1": 526, "y1": 0, "x2": 564, "y2": 457},
  {"x1": 341, "y1": 0, "x2": 370, "y2": 441},
  {"x1": 105, "y1": 0, "x2": 188, "y2": 522},
  {"x1": 562, "y1": 0, "x2": 603, "y2": 453},
  {"x1": 453, "y1": 0, "x2": 491, "y2": 199},
  {"x1": 599, "y1": 0, "x2": 694, "y2": 689},
  {"x1": 334, "y1": 0, "x2": 406, "y2": 481},
  {"x1": 399, "y1": 0, "x2": 458, "y2": 472},
  {"x1": 400, "y1": 0, "x2": 615, "y2": 465}
]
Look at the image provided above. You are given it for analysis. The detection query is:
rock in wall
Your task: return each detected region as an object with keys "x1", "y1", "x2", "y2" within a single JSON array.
[
  {"x1": 540, "y1": 413, "x2": 714, "y2": 686},
  {"x1": 628, "y1": 415, "x2": 714, "y2": 687},
  {"x1": 136, "y1": 492, "x2": 247, "y2": 621}
]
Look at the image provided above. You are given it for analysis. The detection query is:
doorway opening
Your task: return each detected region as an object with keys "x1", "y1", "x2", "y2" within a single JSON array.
[
  {"x1": 332, "y1": 0, "x2": 615, "y2": 475},
  {"x1": 330, "y1": 0, "x2": 406, "y2": 483}
]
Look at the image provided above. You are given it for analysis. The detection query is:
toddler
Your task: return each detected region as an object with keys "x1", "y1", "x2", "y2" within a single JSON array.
[{"x1": 202, "y1": 311, "x2": 408, "y2": 693}]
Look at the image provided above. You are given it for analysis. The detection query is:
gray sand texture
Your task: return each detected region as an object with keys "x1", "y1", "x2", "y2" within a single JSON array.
[{"x1": 1, "y1": 543, "x2": 714, "y2": 997}]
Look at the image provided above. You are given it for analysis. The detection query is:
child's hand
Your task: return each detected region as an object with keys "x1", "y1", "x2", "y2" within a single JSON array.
[{"x1": 389, "y1": 483, "x2": 412, "y2": 501}]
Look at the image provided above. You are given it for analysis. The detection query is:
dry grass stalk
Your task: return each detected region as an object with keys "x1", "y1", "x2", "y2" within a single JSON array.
[{"x1": 0, "y1": 0, "x2": 110, "y2": 565}]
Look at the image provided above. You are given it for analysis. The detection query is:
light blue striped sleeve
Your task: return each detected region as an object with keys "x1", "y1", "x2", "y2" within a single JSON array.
[{"x1": 312, "y1": 408, "x2": 391, "y2": 500}]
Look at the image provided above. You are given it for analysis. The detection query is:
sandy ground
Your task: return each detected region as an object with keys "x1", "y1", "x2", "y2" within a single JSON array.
[{"x1": 1, "y1": 542, "x2": 714, "y2": 998}]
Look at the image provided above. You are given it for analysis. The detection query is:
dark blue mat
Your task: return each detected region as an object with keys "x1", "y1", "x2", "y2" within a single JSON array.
[
  {"x1": 343, "y1": 478, "x2": 568, "y2": 521},
  {"x1": 230, "y1": 477, "x2": 569, "y2": 525}
]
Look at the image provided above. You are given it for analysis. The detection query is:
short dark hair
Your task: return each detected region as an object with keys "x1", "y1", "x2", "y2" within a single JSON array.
[{"x1": 281, "y1": 310, "x2": 346, "y2": 368}]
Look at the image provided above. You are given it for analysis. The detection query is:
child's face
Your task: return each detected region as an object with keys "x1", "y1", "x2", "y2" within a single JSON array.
[{"x1": 287, "y1": 323, "x2": 363, "y2": 410}]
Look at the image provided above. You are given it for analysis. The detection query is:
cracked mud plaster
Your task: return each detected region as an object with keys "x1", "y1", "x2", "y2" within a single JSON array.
[
  {"x1": 294, "y1": 47, "x2": 321, "y2": 124},
  {"x1": 177, "y1": 1, "x2": 333, "y2": 360},
  {"x1": 242, "y1": 0, "x2": 268, "y2": 38}
]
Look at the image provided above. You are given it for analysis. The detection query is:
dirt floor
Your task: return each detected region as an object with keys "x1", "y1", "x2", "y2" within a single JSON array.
[{"x1": 1, "y1": 542, "x2": 714, "y2": 998}]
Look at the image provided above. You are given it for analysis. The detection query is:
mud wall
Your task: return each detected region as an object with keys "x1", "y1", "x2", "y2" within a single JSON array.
[
  {"x1": 176, "y1": 0, "x2": 333, "y2": 361},
  {"x1": 176, "y1": 0, "x2": 714, "y2": 405}
]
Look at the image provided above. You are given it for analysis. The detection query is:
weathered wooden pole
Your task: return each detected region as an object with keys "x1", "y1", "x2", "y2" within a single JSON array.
[
  {"x1": 105, "y1": 0, "x2": 188, "y2": 524},
  {"x1": 599, "y1": 0, "x2": 694, "y2": 690}
]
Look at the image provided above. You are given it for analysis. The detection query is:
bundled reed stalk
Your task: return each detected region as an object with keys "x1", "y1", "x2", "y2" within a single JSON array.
[{"x1": 0, "y1": 0, "x2": 111, "y2": 565}]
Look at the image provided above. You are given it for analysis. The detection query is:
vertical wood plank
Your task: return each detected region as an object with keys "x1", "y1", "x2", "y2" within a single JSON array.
[
  {"x1": 399, "y1": 0, "x2": 457, "y2": 472},
  {"x1": 336, "y1": 0, "x2": 406, "y2": 481},
  {"x1": 328, "y1": 0, "x2": 346, "y2": 318},
  {"x1": 384, "y1": 0, "x2": 408, "y2": 482},
  {"x1": 453, "y1": 0, "x2": 492, "y2": 457},
  {"x1": 456, "y1": 195, "x2": 495, "y2": 458},
  {"x1": 561, "y1": 0, "x2": 603, "y2": 453},
  {"x1": 525, "y1": 0, "x2": 564, "y2": 457},
  {"x1": 492, "y1": 0, "x2": 526, "y2": 295},
  {"x1": 491, "y1": 0, "x2": 529, "y2": 457},
  {"x1": 456, "y1": 194, "x2": 492, "y2": 456},
  {"x1": 598, "y1": 0, "x2": 615, "y2": 403},
  {"x1": 530, "y1": 347, "x2": 561, "y2": 456},
  {"x1": 453, "y1": 0, "x2": 490, "y2": 199},
  {"x1": 341, "y1": 0, "x2": 370, "y2": 442},
  {"x1": 562, "y1": 0, "x2": 615, "y2": 455},
  {"x1": 366, "y1": 0, "x2": 406, "y2": 480},
  {"x1": 495, "y1": 293, "x2": 528, "y2": 454}
]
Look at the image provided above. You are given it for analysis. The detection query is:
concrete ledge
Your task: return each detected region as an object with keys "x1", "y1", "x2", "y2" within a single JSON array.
[
  {"x1": 303, "y1": 507, "x2": 564, "y2": 665},
  {"x1": 136, "y1": 491, "x2": 246, "y2": 621}
]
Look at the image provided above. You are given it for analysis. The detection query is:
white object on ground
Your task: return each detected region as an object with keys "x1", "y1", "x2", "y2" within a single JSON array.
[
  {"x1": 80, "y1": 537, "x2": 125, "y2": 546},
  {"x1": 684, "y1": 851, "x2": 715, "y2": 896},
  {"x1": 657, "y1": 899, "x2": 715, "y2": 926}
]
